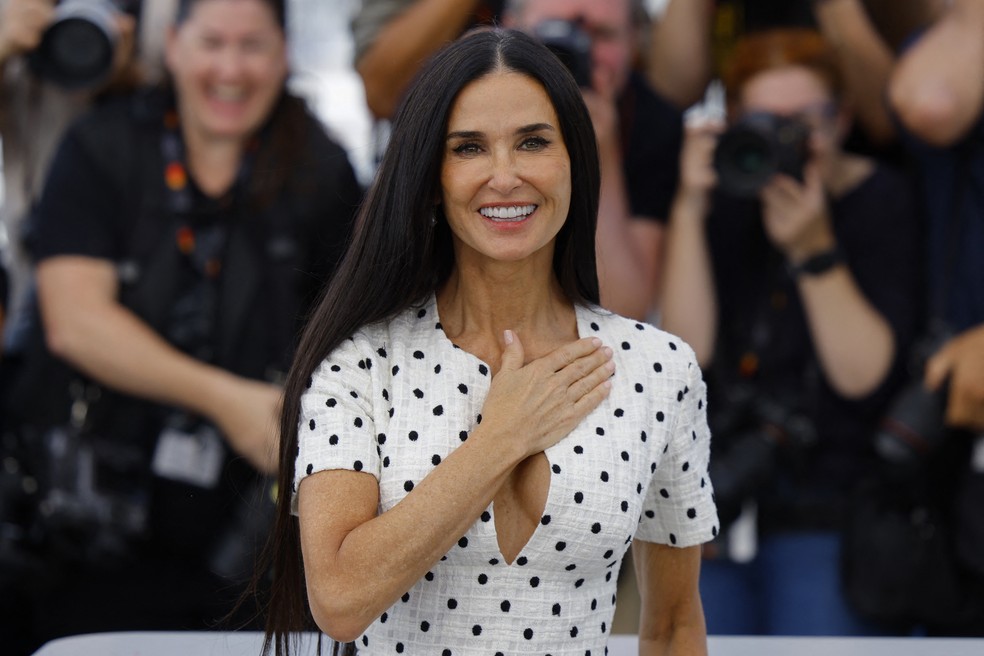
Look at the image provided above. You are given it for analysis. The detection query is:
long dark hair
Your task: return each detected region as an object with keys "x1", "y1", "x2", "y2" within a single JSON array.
[{"x1": 260, "y1": 28, "x2": 600, "y2": 655}]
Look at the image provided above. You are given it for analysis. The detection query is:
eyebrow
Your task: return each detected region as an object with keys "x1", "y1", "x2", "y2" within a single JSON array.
[{"x1": 446, "y1": 123, "x2": 556, "y2": 141}]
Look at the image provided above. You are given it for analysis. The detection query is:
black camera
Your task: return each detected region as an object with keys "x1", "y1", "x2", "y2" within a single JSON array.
[
  {"x1": 714, "y1": 112, "x2": 812, "y2": 198},
  {"x1": 28, "y1": 0, "x2": 140, "y2": 90},
  {"x1": 708, "y1": 385, "x2": 817, "y2": 528},
  {"x1": 532, "y1": 18, "x2": 592, "y2": 88}
]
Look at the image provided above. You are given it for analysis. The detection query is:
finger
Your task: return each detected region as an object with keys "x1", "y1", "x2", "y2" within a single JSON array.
[
  {"x1": 556, "y1": 344, "x2": 612, "y2": 386},
  {"x1": 567, "y1": 352, "x2": 616, "y2": 399},
  {"x1": 499, "y1": 329, "x2": 525, "y2": 373},
  {"x1": 572, "y1": 376, "x2": 613, "y2": 418},
  {"x1": 924, "y1": 345, "x2": 953, "y2": 392},
  {"x1": 543, "y1": 336, "x2": 603, "y2": 373}
]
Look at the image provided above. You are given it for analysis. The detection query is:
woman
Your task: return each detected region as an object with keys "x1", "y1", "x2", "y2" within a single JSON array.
[
  {"x1": 12, "y1": 0, "x2": 359, "y2": 650},
  {"x1": 660, "y1": 28, "x2": 923, "y2": 634},
  {"x1": 264, "y1": 29, "x2": 718, "y2": 655}
]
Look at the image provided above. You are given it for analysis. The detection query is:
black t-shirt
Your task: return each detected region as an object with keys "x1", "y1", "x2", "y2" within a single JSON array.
[
  {"x1": 30, "y1": 88, "x2": 362, "y2": 559},
  {"x1": 619, "y1": 71, "x2": 683, "y2": 222},
  {"x1": 704, "y1": 164, "x2": 924, "y2": 531}
]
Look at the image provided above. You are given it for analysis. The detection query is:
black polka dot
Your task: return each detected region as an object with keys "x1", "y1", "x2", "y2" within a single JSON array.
[
  {"x1": 377, "y1": 347, "x2": 387, "y2": 357},
  {"x1": 481, "y1": 511, "x2": 491, "y2": 522},
  {"x1": 308, "y1": 419, "x2": 316, "y2": 430},
  {"x1": 529, "y1": 576, "x2": 540, "y2": 588},
  {"x1": 306, "y1": 463, "x2": 313, "y2": 475},
  {"x1": 660, "y1": 488, "x2": 669, "y2": 498},
  {"x1": 596, "y1": 427, "x2": 605, "y2": 436},
  {"x1": 656, "y1": 411, "x2": 665, "y2": 422},
  {"x1": 459, "y1": 430, "x2": 468, "y2": 441},
  {"x1": 603, "y1": 549, "x2": 613, "y2": 558},
  {"x1": 590, "y1": 322, "x2": 600, "y2": 331},
  {"x1": 326, "y1": 398, "x2": 337, "y2": 407},
  {"x1": 353, "y1": 460, "x2": 363, "y2": 472},
  {"x1": 413, "y1": 388, "x2": 424, "y2": 399},
  {"x1": 458, "y1": 536, "x2": 468, "y2": 548},
  {"x1": 552, "y1": 603, "x2": 561, "y2": 616},
  {"x1": 330, "y1": 364, "x2": 341, "y2": 372},
  {"x1": 640, "y1": 431, "x2": 648, "y2": 442},
  {"x1": 653, "y1": 362, "x2": 663, "y2": 373},
  {"x1": 350, "y1": 390, "x2": 358, "y2": 398},
  {"x1": 620, "y1": 500, "x2": 629, "y2": 512},
  {"x1": 575, "y1": 579, "x2": 585, "y2": 588},
  {"x1": 669, "y1": 341, "x2": 677, "y2": 350},
  {"x1": 501, "y1": 600, "x2": 511, "y2": 612},
  {"x1": 408, "y1": 430, "x2": 418, "y2": 441},
  {"x1": 420, "y1": 621, "x2": 430, "y2": 632},
  {"x1": 620, "y1": 451, "x2": 630, "y2": 461},
  {"x1": 621, "y1": 342, "x2": 631, "y2": 350},
  {"x1": 404, "y1": 480, "x2": 414, "y2": 492},
  {"x1": 354, "y1": 417, "x2": 363, "y2": 428},
  {"x1": 645, "y1": 510, "x2": 655, "y2": 519},
  {"x1": 570, "y1": 626, "x2": 579, "y2": 638},
  {"x1": 566, "y1": 563, "x2": 577, "y2": 571},
  {"x1": 433, "y1": 405, "x2": 444, "y2": 416},
  {"x1": 682, "y1": 461, "x2": 690, "y2": 472},
  {"x1": 447, "y1": 598, "x2": 458, "y2": 609},
  {"x1": 396, "y1": 644, "x2": 404, "y2": 653},
  {"x1": 392, "y1": 365, "x2": 400, "y2": 375},
  {"x1": 434, "y1": 364, "x2": 442, "y2": 374},
  {"x1": 380, "y1": 612, "x2": 388, "y2": 623},
  {"x1": 574, "y1": 491, "x2": 584, "y2": 503},
  {"x1": 541, "y1": 515, "x2": 552, "y2": 525},
  {"x1": 574, "y1": 445, "x2": 584, "y2": 454},
  {"x1": 479, "y1": 364, "x2": 489, "y2": 376},
  {"x1": 524, "y1": 628, "x2": 534, "y2": 640},
  {"x1": 401, "y1": 592, "x2": 410, "y2": 603},
  {"x1": 516, "y1": 556, "x2": 528, "y2": 566},
  {"x1": 417, "y1": 308, "x2": 427, "y2": 319},
  {"x1": 614, "y1": 408, "x2": 624, "y2": 417},
  {"x1": 413, "y1": 350, "x2": 425, "y2": 359},
  {"x1": 670, "y1": 533, "x2": 678, "y2": 544},
  {"x1": 555, "y1": 541, "x2": 567, "y2": 551},
  {"x1": 591, "y1": 522, "x2": 601, "y2": 534},
  {"x1": 634, "y1": 383, "x2": 644, "y2": 393},
  {"x1": 472, "y1": 625, "x2": 482, "y2": 636},
  {"x1": 329, "y1": 435, "x2": 339, "y2": 445},
  {"x1": 361, "y1": 635, "x2": 368, "y2": 646},
  {"x1": 591, "y1": 599, "x2": 597, "y2": 610},
  {"x1": 478, "y1": 573, "x2": 488, "y2": 584},
  {"x1": 425, "y1": 571, "x2": 434, "y2": 581},
  {"x1": 443, "y1": 650, "x2": 451, "y2": 656},
  {"x1": 600, "y1": 471, "x2": 609, "y2": 482},
  {"x1": 432, "y1": 454, "x2": 442, "y2": 466},
  {"x1": 687, "y1": 508, "x2": 697, "y2": 519},
  {"x1": 458, "y1": 384, "x2": 468, "y2": 394},
  {"x1": 552, "y1": 463, "x2": 561, "y2": 474}
]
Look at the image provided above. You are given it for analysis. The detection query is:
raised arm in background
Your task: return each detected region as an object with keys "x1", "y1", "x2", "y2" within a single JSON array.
[
  {"x1": 355, "y1": 0, "x2": 484, "y2": 119},
  {"x1": 645, "y1": 0, "x2": 715, "y2": 110}
]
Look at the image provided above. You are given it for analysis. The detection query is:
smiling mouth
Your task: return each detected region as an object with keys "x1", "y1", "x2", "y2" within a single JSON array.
[{"x1": 478, "y1": 204, "x2": 537, "y2": 222}]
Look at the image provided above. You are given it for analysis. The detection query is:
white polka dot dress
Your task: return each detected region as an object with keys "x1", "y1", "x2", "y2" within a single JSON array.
[{"x1": 294, "y1": 294, "x2": 718, "y2": 654}]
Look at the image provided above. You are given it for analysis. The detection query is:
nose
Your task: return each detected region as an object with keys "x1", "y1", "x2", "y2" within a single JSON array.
[
  {"x1": 215, "y1": 46, "x2": 245, "y2": 80},
  {"x1": 487, "y1": 150, "x2": 521, "y2": 194}
]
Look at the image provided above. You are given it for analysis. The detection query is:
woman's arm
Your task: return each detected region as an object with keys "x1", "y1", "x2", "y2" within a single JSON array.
[
  {"x1": 36, "y1": 256, "x2": 280, "y2": 472},
  {"x1": 298, "y1": 332, "x2": 615, "y2": 642},
  {"x1": 356, "y1": 0, "x2": 482, "y2": 120},
  {"x1": 645, "y1": 0, "x2": 715, "y2": 111},
  {"x1": 634, "y1": 542, "x2": 707, "y2": 656},
  {"x1": 659, "y1": 122, "x2": 720, "y2": 366},
  {"x1": 889, "y1": 0, "x2": 984, "y2": 147}
]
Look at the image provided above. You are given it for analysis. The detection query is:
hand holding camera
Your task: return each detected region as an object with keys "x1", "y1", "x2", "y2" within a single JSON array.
[
  {"x1": 0, "y1": 0, "x2": 54, "y2": 63},
  {"x1": 925, "y1": 324, "x2": 984, "y2": 432}
]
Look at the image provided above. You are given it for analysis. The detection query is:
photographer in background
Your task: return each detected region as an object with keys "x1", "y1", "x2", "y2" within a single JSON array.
[
  {"x1": 884, "y1": 0, "x2": 984, "y2": 634},
  {"x1": 0, "y1": 0, "x2": 176, "y2": 338},
  {"x1": 660, "y1": 28, "x2": 923, "y2": 635},
  {"x1": 0, "y1": 0, "x2": 360, "y2": 652},
  {"x1": 504, "y1": 0, "x2": 712, "y2": 321}
]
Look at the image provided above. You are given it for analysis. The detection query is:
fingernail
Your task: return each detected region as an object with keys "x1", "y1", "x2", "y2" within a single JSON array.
[
  {"x1": 591, "y1": 337, "x2": 602, "y2": 347},
  {"x1": 603, "y1": 347, "x2": 613, "y2": 358},
  {"x1": 504, "y1": 330, "x2": 514, "y2": 345}
]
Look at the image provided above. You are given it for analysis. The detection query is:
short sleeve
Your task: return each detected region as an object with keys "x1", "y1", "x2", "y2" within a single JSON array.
[
  {"x1": 636, "y1": 349, "x2": 718, "y2": 546},
  {"x1": 292, "y1": 333, "x2": 380, "y2": 512}
]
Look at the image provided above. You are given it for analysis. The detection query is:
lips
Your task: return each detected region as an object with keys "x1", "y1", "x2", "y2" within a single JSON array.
[{"x1": 478, "y1": 204, "x2": 538, "y2": 222}]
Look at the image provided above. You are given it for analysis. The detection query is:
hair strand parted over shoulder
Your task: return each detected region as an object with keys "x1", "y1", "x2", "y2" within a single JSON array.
[{"x1": 259, "y1": 28, "x2": 599, "y2": 656}]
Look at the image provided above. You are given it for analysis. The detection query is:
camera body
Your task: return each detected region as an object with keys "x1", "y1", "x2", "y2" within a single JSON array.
[
  {"x1": 708, "y1": 384, "x2": 817, "y2": 528},
  {"x1": 532, "y1": 18, "x2": 592, "y2": 88},
  {"x1": 28, "y1": 0, "x2": 140, "y2": 90},
  {"x1": 714, "y1": 111, "x2": 812, "y2": 198}
]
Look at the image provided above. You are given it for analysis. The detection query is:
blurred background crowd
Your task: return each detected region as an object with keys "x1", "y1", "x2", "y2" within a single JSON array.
[{"x1": 1, "y1": 0, "x2": 983, "y2": 654}]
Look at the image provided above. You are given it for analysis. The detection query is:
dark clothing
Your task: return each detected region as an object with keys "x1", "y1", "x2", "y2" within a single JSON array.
[
  {"x1": 619, "y1": 71, "x2": 682, "y2": 222},
  {"x1": 5, "y1": 87, "x2": 360, "y2": 652},
  {"x1": 705, "y1": 164, "x2": 923, "y2": 534},
  {"x1": 900, "y1": 116, "x2": 984, "y2": 332}
]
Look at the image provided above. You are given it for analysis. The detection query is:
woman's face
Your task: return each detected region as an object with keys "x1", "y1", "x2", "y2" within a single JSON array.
[
  {"x1": 738, "y1": 65, "x2": 845, "y2": 161},
  {"x1": 165, "y1": 0, "x2": 287, "y2": 144},
  {"x1": 440, "y1": 70, "x2": 572, "y2": 270}
]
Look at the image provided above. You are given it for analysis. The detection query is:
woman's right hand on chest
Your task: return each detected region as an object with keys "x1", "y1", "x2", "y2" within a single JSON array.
[{"x1": 479, "y1": 331, "x2": 614, "y2": 459}]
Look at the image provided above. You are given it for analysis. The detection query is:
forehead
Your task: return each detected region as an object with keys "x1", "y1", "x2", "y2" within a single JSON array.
[
  {"x1": 447, "y1": 71, "x2": 560, "y2": 132},
  {"x1": 515, "y1": 0, "x2": 630, "y2": 27},
  {"x1": 739, "y1": 66, "x2": 833, "y2": 113},
  {"x1": 180, "y1": 0, "x2": 281, "y2": 29}
]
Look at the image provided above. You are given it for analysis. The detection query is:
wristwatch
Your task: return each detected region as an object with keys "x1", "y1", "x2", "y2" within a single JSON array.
[{"x1": 787, "y1": 247, "x2": 844, "y2": 278}]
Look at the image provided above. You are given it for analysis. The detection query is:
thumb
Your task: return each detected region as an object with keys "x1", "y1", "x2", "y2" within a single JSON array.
[
  {"x1": 499, "y1": 329, "x2": 525, "y2": 373},
  {"x1": 924, "y1": 343, "x2": 953, "y2": 392}
]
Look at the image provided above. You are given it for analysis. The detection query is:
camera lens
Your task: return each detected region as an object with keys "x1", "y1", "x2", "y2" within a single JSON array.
[
  {"x1": 714, "y1": 113, "x2": 810, "y2": 198},
  {"x1": 28, "y1": 0, "x2": 120, "y2": 90},
  {"x1": 532, "y1": 19, "x2": 593, "y2": 88}
]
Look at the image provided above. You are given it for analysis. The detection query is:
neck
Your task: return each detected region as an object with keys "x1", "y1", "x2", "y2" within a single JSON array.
[
  {"x1": 179, "y1": 114, "x2": 249, "y2": 198},
  {"x1": 436, "y1": 258, "x2": 577, "y2": 367}
]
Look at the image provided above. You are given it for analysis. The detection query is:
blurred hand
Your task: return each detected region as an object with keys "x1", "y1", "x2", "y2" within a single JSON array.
[
  {"x1": 759, "y1": 160, "x2": 837, "y2": 262},
  {"x1": 209, "y1": 376, "x2": 282, "y2": 474},
  {"x1": 581, "y1": 86, "x2": 619, "y2": 157},
  {"x1": 925, "y1": 324, "x2": 984, "y2": 432},
  {"x1": 480, "y1": 332, "x2": 614, "y2": 459},
  {"x1": 677, "y1": 119, "x2": 724, "y2": 205},
  {"x1": 0, "y1": 0, "x2": 54, "y2": 63}
]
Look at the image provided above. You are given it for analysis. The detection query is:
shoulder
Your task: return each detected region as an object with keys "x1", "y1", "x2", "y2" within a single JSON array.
[{"x1": 580, "y1": 306, "x2": 698, "y2": 372}]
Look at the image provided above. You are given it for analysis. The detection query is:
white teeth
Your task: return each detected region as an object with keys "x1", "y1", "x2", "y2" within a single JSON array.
[
  {"x1": 479, "y1": 205, "x2": 537, "y2": 221},
  {"x1": 211, "y1": 85, "x2": 246, "y2": 101}
]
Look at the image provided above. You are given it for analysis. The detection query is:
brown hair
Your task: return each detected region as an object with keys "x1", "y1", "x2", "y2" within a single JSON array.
[{"x1": 721, "y1": 28, "x2": 843, "y2": 106}]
